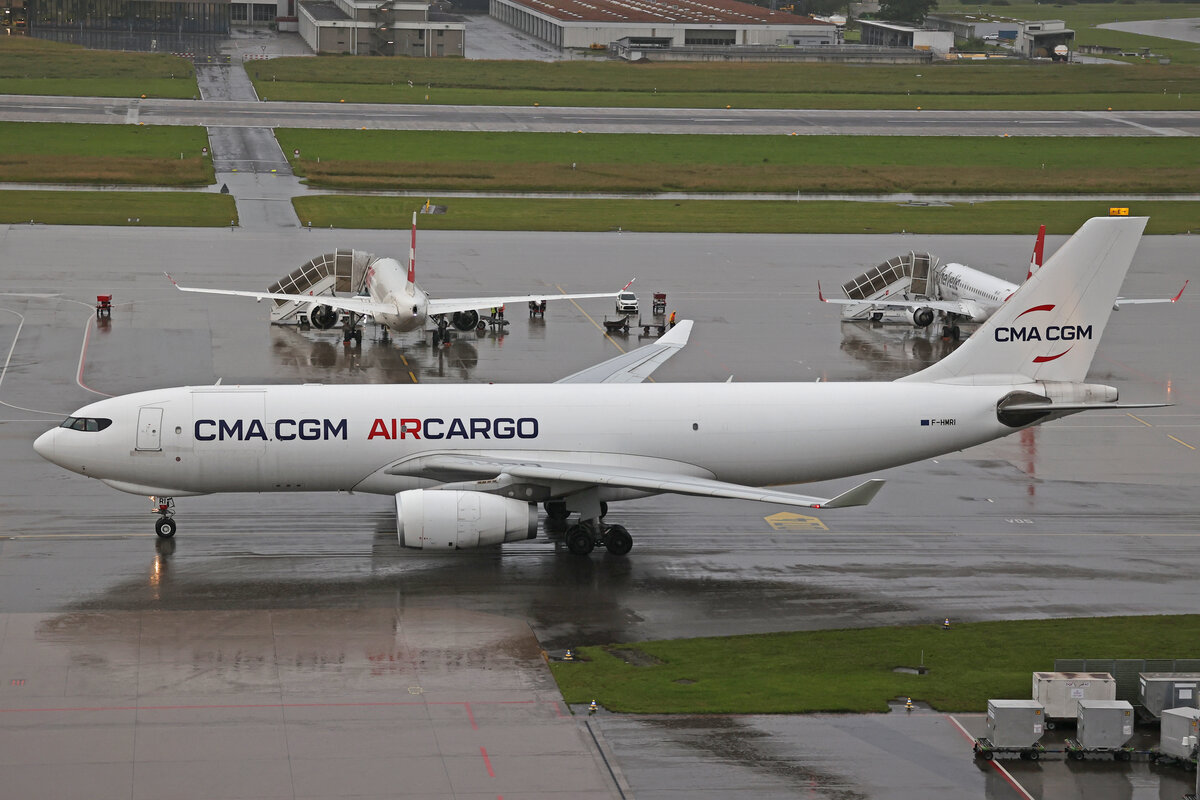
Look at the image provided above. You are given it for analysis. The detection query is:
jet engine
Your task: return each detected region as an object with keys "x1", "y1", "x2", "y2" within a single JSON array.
[
  {"x1": 396, "y1": 490, "x2": 537, "y2": 550},
  {"x1": 307, "y1": 303, "x2": 340, "y2": 330},
  {"x1": 451, "y1": 310, "x2": 480, "y2": 332},
  {"x1": 909, "y1": 307, "x2": 936, "y2": 328}
]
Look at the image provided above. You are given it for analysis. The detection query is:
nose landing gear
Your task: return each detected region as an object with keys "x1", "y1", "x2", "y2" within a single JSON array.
[{"x1": 151, "y1": 496, "x2": 177, "y2": 538}]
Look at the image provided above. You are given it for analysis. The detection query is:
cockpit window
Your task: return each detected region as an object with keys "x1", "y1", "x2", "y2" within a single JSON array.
[{"x1": 59, "y1": 417, "x2": 112, "y2": 432}]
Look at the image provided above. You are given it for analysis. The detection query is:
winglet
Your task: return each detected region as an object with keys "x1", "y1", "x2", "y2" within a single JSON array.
[
  {"x1": 164, "y1": 272, "x2": 179, "y2": 288},
  {"x1": 817, "y1": 479, "x2": 886, "y2": 509},
  {"x1": 408, "y1": 211, "x2": 417, "y2": 286},
  {"x1": 1027, "y1": 224, "x2": 1046, "y2": 281},
  {"x1": 620, "y1": 278, "x2": 636, "y2": 291},
  {"x1": 1172, "y1": 279, "x2": 1189, "y2": 302},
  {"x1": 817, "y1": 281, "x2": 827, "y2": 302}
]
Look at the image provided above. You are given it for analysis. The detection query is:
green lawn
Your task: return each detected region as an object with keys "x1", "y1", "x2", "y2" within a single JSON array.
[
  {"x1": 250, "y1": 59, "x2": 1200, "y2": 109},
  {"x1": 0, "y1": 36, "x2": 198, "y2": 98},
  {"x1": 277, "y1": 131, "x2": 1200, "y2": 194},
  {"x1": 0, "y1": 122, "x2": 213, "y2": 185},
  {"x1": 550, "y1": 615, "x2": 1200, "y2": 713},
  {"x1": 0, "y1": 191, "x2": 238, "y2": 226},
  {"x1": 291, "y1": 197, "x2": 1200, "y2": 234}
]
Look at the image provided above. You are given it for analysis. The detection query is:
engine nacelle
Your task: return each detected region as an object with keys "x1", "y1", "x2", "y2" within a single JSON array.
[
  {"x1": 909, "y1": 307, "x2": 935, "y2": 328},
  {"x1": 451, "y1": 310, "x2": 480, "y2": 332},
  {"x1": 308, "y1": 303, "x2": 340, "y2": 330},
  {"x1": 396, "y1": 490, "x2": 537, "y2": 550}
]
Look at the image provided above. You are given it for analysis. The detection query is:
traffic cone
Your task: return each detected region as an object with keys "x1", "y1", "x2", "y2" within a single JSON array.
[
  {"x1": 589, "y1": 699, "x2": 598, "y2": 714},
  {"x1": 564, "y1": 649, "x2": 574, "y2": 661},
  {"x1": 942, "y1": 618, "x2": 951, "y2": 630},
  {"x1": 906, "y1": 697, "x2": 914, "y2": 712}
]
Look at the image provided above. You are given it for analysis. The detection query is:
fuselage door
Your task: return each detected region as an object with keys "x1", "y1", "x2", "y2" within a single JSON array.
[{"x1": 136, "y1": 407, "x2": 164, "y2": 451}]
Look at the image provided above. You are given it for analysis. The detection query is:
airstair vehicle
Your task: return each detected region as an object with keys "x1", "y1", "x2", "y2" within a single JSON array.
[
  {"x1": 267, "y1": 250, "x2": 375, "y2": 326},
  {"x1": 839, "y1": 251, "x2": 937, "y2": 322}
]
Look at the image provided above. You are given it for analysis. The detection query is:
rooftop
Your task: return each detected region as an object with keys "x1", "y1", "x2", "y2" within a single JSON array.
[{"x1": 501, "y1": 0, "x2": 822, "y2": 25}]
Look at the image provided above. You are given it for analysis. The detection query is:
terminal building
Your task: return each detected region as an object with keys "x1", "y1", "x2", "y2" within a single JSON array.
[{"x1": 488, "y1": 0, "x2": 836, "y2": 50}]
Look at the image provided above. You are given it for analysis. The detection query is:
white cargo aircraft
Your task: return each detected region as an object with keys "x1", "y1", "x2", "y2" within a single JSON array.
[
  {"x1": 36, "y1": 217, "x2": 1164, "y2": 558},
  {"x1": 167, "y1": 213, "x2": 616, "y2": 343},
  {"x1": 820, "y1": 224, "x2": 1185, "y2": 337}
]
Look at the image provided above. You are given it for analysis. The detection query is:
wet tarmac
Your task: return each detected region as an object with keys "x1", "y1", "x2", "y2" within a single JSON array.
[{"x1": 1, "y1": 225, "x2": 1197, "y2": 799}]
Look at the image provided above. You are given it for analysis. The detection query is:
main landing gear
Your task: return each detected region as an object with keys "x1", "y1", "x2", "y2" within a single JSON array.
[
  {"x1": 544, "y1": 501, "x2": 630, "y2": 556},
  {"x1": 152, "y1": 496, "x2": 176, "y2": 538},
  {"x1": 342, "y1": 311, "x2": 364, "y2": 347}
]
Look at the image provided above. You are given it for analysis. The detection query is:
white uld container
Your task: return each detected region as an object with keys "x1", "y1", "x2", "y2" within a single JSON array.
[
  {"x1": 1076, "y1": 699, "x2": 1134, "y2": 749},
  {"x1": 987, "y1": 699, "x2": 1045, "y2": 748},
  {"x1": 1159, "y1": 707, "x2": 1200, "y2": 760},
  {"x1": 1031, "y1": 672, "x2": 1116, "y2": 721}
]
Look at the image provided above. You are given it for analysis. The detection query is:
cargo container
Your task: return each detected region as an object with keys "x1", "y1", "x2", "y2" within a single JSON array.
[
  {"x1": 987, "y1": 699, "x2": 1045, "y2": 748},
  {"x1": 1139, "y1": 673, "x2": 1200, "y2": 718},
  {"x1": 1070, "y1": 699, "x2": 1135, "y2": 756},
  {"x1": 1156, "y1": 707, "x2": 1200, "y2": 765},
  {"x1": 1032, "y1": 671, "x2": 1116, "y2": 725}
]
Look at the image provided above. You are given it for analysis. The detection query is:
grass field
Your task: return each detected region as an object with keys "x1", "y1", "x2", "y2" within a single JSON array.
[
  {"x1": 0, "y1": 36, "x2": 197, "y2": 98},
  {"x1": 277, "y1": 131, "x2": 1200, "y2": 194},
  {"x1": 250, "y1": 58, "x2": 1200, "y2": 109},
  {"x1": 549, "y1": 615, "x2": 1200, "y2": 713},
  {"x1": 291, "y1": 197, "x2": 1200, "y2": 234},
  {"x1": 0, "y1": 191, "x2": 238, "y2": 226},
  {"x1": 0, "y1": 122, "x2": 213, "y2": 185}
]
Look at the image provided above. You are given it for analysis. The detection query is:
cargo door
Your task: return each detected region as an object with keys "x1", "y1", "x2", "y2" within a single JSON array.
[
  {"x1": 136, "y1": 407, "x2": 164, "y2": 451},
  {"x1": 1173, "y1": 682, "x2": 1196, "y2": 708}
]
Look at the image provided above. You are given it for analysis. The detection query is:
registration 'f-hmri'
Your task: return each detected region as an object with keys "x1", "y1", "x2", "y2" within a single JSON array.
[{"x1": 36, "y1": 217, "x2": 1165, "y2": 558}]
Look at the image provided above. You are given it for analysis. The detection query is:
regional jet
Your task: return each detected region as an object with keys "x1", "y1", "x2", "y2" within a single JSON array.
[
  {"x1": 167, "y1": 213, "x2": 616, "y2": 344},
  {"x1": 36, "y1": 217, "x2": 1165, "y2": 558},
  {"x1": 821, "y1": 224, "x2": 1185, "y2": 338}
]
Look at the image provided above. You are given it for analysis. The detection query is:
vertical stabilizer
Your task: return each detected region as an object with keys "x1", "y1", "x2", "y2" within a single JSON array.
[
  {"x1": 900, "y1": 216, "x2": 1148, "y2": 385},
  {"x1": 407, "y1": 211, "x2": 417, "y2": 289},
  {"x1": 1027, "y1": 224, "x2": 1046, "y2": 281}
]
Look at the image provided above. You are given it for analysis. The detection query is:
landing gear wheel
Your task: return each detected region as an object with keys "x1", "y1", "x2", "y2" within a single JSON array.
[
  {"x1": 353, "y1": 329, "x2": 362, "y2": 346},
  {"x1": 155, "y1": 517, "x2": 177, "y2": 539},
  {"x1": 544, "y1": 500, "x2": 569, "y2": 521},
  {"x1": 599, "y1": 501, "x2": 609, "y2": 519},
  {"x1": 603, "y1": 525, "x2": 632, "y2": 556},
  {"x1": 951, "y1": 325, "x2": 961, "y2": 341},
  {"x1": 566, "y1": 526, "x2": 595, "y2": 556}
]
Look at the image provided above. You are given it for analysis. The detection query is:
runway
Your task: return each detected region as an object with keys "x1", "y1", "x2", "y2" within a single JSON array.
[
  {"x1": 1, "y1": 225, "x2": 1197, "y2": 799},
  {"x1": 2, "y1": 94, "x2": 1198, "y2": 136}
]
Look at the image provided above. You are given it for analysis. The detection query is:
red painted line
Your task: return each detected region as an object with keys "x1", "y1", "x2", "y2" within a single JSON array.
[
  {"x1": 75, "y1": 316, "x2": 113, "y2": 398},
  {"x1": 947, "y1": 715, "x2": 1035, "y2": 800},
  {"x1": 465, "y1": 702, "x2": 478, "y2": 730},
  {"x1": 480, "y1": 746, "x2": 495, "y2": 778}
]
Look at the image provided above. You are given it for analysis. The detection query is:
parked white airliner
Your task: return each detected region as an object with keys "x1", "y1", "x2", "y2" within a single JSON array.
[
  {"x1": 36, "y1": 217, "x2": 1164, "y2": 558},
  {"x1": 167, "y1": 213, "x2": 616, "y2": 342},
  {"x1": 820, "y1": 224, "x2": 1185, "y2": 337}
]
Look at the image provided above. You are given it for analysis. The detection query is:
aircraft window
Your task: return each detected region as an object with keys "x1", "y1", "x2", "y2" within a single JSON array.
[{"x1": 59, "y1": 417, "x2": 111, "y2": 432}]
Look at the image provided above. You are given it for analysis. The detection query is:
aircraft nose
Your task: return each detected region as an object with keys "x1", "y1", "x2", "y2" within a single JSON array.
[{"x1": 33, "y1": 428, "x2": 56, "y2": 462}]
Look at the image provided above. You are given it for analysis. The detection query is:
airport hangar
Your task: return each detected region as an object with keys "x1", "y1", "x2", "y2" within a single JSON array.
[{"x1": 488, "y1": 0, "x2": 839, "y2": 51}]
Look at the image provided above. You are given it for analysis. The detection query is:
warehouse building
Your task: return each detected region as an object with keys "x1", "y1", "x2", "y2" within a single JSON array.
[
  {"x1": 489, "y1": 0, "x2": 835, "y2": 50},
  {"x1": 858, "y1": 20, "x2": 953, "y2": 55}
]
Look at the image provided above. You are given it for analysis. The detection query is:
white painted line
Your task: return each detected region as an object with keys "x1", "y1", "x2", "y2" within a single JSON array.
[{"x1": 947, "y1": 715, "x2": 1036, "y2": 800}]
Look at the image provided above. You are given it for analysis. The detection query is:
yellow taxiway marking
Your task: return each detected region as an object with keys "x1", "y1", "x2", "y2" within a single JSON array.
[
  {"x1": 400, "y1": 355, "x2": 409, "y2": 367},
  {"x1": 558, "y1": 284, "x2": 627, "y2": 355},
  {"x1": 764, "y1": 512, "x2": 829, "y2": 531},
  {"x1": 1126, "y1": 412, "x2": 1195, "y2": 449},
  {"x1": 408, "y1": 371, "x2": 418, "y2": 384}
]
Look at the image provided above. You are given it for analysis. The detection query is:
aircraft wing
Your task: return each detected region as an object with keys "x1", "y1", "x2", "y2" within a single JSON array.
[
  {"x1": 818, "y1": 287, "x2": 975, "y2": 317},
  {"x1": 426, "y1": 291, "x2": 614, "y2": 317},
  {"x1": 557, "y1": 320, "x2": 693, "y2": 384},
  {"x1": 387, "y1": 453, "x2": 885, "y2": 510},
  {"x1": 165, "y1": 274, "x2": 396, "y2": 318},
  {"x1": 1114, "y1": 280, "x2": 1188, "y2": 306}
]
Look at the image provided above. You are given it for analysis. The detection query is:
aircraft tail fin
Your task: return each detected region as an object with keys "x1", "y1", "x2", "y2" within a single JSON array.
[
  {"x1": 900, "y1": 216, "x2": 1148, "y2": 385},
  {"x1": 408, "y1": 211, "x2": 417, "y2": 287},
  {"x1": 1027, "y1": 224, "x2": 1046, "y2": 281}
]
